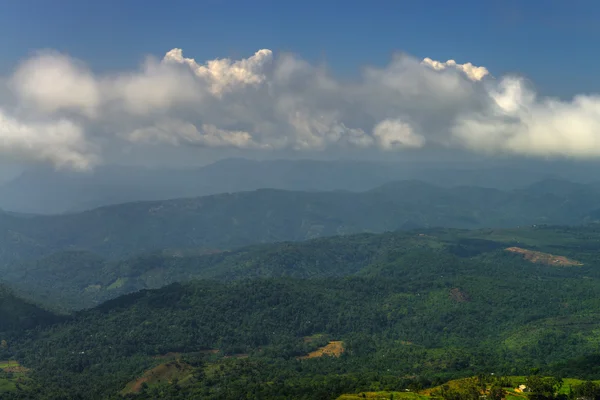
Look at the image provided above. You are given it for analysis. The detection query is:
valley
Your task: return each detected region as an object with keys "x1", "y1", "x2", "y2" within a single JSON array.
[
  {"x1": 2, "y1": 5, "x2": 599, "y2": 398},
  {"x1": 2, "y1": 223, "x2": 600, "y2": 398},
  {"x1": 2, "y1": 181, "x2": 600, "y2": 398}
]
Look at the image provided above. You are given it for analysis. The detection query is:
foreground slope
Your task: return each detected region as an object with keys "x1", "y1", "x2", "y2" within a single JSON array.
[
  {"x1": 2, "y1": 179, "x2": 600, "y2": 267},
  {"x1": 7, "y1": 226, "x2": 600, "y2": 398}
]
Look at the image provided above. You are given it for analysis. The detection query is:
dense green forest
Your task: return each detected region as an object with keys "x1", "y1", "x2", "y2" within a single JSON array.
[
  {"x1": 2, "y1": 178, "x2": 600, "y2": 267},
  {"x1": 3, "y1": 225, "x2": 600, "y2": 398},
  {"x1": 0, "y1": 286, "x2": 59, "y2": 333},
  {"x1": 5, "y1": 223, "x2": 600, "y2": 311}
]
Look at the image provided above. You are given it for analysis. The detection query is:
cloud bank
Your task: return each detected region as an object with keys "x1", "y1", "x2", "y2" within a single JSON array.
[{"x1": 1, "y1": 46, "x2": 600, "y2": 170}]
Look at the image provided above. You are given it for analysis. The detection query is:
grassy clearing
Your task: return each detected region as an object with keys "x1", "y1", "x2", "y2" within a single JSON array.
[
  {"x1": 121, "y1": 360, "x2": 195, "y2": 395},
  {"x1": 0, "y1": 360, "x2": 31, "y2": 393},
  {"x1": 0, "y1": 361, "x2": 17, "y2": 369},
  {"x1": 107, "y1": 277, "x2": 128, "y2": 290},
  {"x1": 505, "y1": 247, "x2": 582, "y2": 266},
  {"x1": 298, "y1": 341, "x2": 344, "y2": 360},
  {"x1": 338, "y1": 391, "x2": 429, "y2": 400},
  {"x1": 338, "y1": 376, "x2": 600, "y2": 400},
  {"x1": 467, "y1": 228, "x2": 579, "y2": 249}
]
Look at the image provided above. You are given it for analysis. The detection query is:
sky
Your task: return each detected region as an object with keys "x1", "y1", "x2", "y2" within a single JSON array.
[{"x1": 1, "y1": 0, "x2": 600, "y2": 171}]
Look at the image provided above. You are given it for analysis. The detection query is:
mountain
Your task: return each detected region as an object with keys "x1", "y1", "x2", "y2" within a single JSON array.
[
  {"x1": 4, "y1": 223, "x2": 600, "y2": 312},
  {"x1": 0, "y1": 158, "x2": 568, "y2": 214},
  {"x1": 1, "y1": 179, "x2": 600, "y2": 267},
  {"x1": 7, "y1": 225, "x2": 600, "y2": 398},
  {"x1": 0, "y1": 285, "x2": 58, "y2": 334}
]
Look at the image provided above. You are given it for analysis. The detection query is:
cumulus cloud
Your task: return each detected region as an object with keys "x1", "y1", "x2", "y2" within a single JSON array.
[
  {"x1": 11, "y1": 51, "x2": 100, "y2": 117},
  {"x1": 0, "y1": 109, "x2": 97, "y2": 170},
  {"x1": 421, "y1": 57, "x2": 490, "y2": 82},
  {"x1": 373, "y1": 119, "x2": 425, "y2": 150},
  {"x1": 108, "y1": 58, "x2": 203, "y2": 115},
  {"x1": 4, "y1": 46, "x2": 600, "y2": 170},
  {"x1": 163, "y1": 48, "x2": 273, "y2": 96},
  {"x1": 453, "y1": 77, "x2": 600, "y2": 157},
  {"x1": 127, "y1": 119, "x2": 262, "y2": 149}
]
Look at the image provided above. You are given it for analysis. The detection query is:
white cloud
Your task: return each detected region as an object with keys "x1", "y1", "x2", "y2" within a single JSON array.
[
  {"x1": 11, "y1": 51, "x2": 101, "y2": 117},
  {"x1": 453, "y1": 77, "x2": 600, "y2": 158},
  {"x1": 0, "y1": 109, "x2": 97, "y2": 170},
  {"x1": 163, "y1": 48, "x2": 273, "y2": 96},
  {"x1": 373, "y1": 119, "x2": 425, "y2": 150},
  {"x1": 108, "y1": 58, "x2": 203, "y2": 115},
  {"x1": 5, "y1": 47, "x2": 600, "y2": 170},
  {"x1": 421, "y1": 57, "x2": 490, "y2": 82},
  {"x1": 127, "y1": 119, "x2": 262, "y2": 149}
]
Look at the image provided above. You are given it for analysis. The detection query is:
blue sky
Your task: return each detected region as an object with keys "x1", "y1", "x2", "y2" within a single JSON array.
[
  {"x1": 1, "y1": 0, "x2": 599, "y2": 98},
  {"x1": 2, "y1": 0, "x2": 600, "y2": 171}
]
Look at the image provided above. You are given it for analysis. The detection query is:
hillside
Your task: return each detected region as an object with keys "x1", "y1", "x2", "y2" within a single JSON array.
[
  {"x1": 0, "y1": 285, "x2": 58, "y2": 334},
  {"x1": 6, "y1": 224, "x2": 600, "y2": 311},
  {"x1": 8, "y1": 242, "x2": 600, "y2": 398},
  {"x1": 2, "y1": 179, "x2": 600, "y2": 268}
]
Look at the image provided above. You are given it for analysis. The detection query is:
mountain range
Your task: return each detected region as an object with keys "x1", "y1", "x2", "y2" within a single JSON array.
[
  {"x1": 1, "y1": 178, "x2": 600, "y2": 269},
  {"x1": 0, "y1": 158, "x2": 590, "y2": 214},
  {"x1": 3, "y1": 224, "x2": 600, "y2": 398},
  {"x1": 3, "y1": 172, "x2": 600, "y2": 398}
]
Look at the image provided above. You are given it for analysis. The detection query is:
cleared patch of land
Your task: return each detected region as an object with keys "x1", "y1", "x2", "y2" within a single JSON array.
[
  {"x1": 0, "y1": 360, "x2": 28, "y2": 374},
  {"x1": 505, "y1": 247, "x2": 583, "y2": 266},
  {"x1": 121, "y1": 360, "x2": 195, "y2": 395},
  {"x1": 338, "y1": 376, "x2": 600, "y2": 400},
  {"x1": 0, "y1": 360, "x2": 31, "y2": 393},
  {"x1": 298, "y1": 340, "x2": 344, "y2": 360},
  {"x1": 338, "y1": 391, "x2": 429, "y2": 400},
  {"x1": 449, "y1": 288, "x2": 470, "y2": 303}
]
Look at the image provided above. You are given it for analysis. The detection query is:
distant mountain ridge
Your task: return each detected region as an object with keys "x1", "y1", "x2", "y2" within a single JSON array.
[
  {"x1": 0, "y1": 158, "x2": 575, "y2": 214},
  {"x1": 1, "y1": 178, "x2": 600, "y2": 270}
]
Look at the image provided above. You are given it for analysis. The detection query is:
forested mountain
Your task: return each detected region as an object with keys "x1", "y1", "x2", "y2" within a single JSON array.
[
  {"x1": 4, "y1": 224, "x2": 600, "y2": 311},
  {"x1": 0, "y1": 285, "x2": 59, "y2": 333},
  {"x1": 2, "y1": 178, "x2": 600, "y2": 268},
  {"x1": 6, "y1": 225, "x2": 600, "y2": 398},
  {"x1": 0, "y1": 158, "x2": 570, "y2": 214}
]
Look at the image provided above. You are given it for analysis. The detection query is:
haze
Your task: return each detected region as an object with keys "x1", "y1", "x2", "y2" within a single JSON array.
[{"x1": 3, "y1": 1, "x2": 600, "y2": 399}]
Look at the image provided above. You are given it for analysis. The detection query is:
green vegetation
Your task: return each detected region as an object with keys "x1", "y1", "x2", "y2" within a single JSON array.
[
  {"x1": 338, "y1": 376, "x2": 600, "y2": 400},
  {"x1": 2, "y1": 178, "x2": 600, "y2": 268},
  {"x1": 4, "y1": 186, "x2": 600, "y2": 399},
  {"x1": 7, "y1": 224, "x2": 600, "y2": 311},
  {"x1": 1, "y1": 224, "x2": 600, "y2": 398},
  {"x1": 0, "y1": 286, "x2": 59, "y2": 332}
]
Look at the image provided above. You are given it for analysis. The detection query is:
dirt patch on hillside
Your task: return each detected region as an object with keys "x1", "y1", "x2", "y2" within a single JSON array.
[
  {"x1": 450, "y1": 288, "x2": 471, "y2": 303},
  {"x1": 505, "y1": 247, "x2": 583, "y2": 266},
  {"x1": 298, "y1": 341, "x2": 344, "y2": 360},
  {"x1": 122, "y1": 360, "x2": 194, "y2": 394},
  {"x1": 0, "y1": 361, "x2": 28, "y2": 374},
  {"x1": 3, "y1": 365, "x2": 28, "y2": 373}
]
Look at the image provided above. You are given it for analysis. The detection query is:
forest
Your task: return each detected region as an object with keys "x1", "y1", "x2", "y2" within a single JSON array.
[
  {"x1": 2, "y1": 177, "x2": 600, "y2": 268},
  {"x1": 3, "y1": 225, "x2": 600, "y2": 398}
]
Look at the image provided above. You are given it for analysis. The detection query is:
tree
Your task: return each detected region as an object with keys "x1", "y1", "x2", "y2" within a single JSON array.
[
  {"x1": 489, "y1": 384, "x2": 505, "y2": 400},
  {"x1": 526, "y1": 375, "x2": 563, "y2": 400}
]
